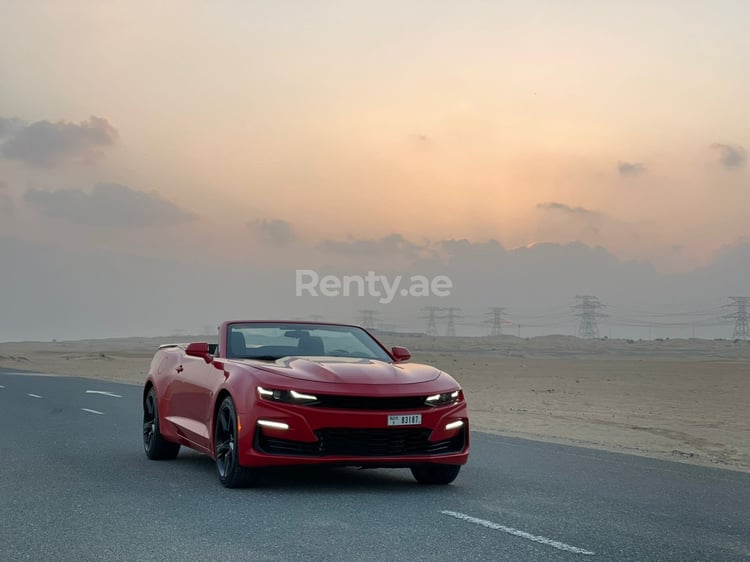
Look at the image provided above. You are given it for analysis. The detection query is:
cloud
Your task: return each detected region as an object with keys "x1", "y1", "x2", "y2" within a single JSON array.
[
  {"x1": 319, "y1": 233, "x2": 426, "y2": 258},
  {"x1": 248, "y1": 218, "x2": 297, "y2": 247},
  {"x1": 4, "y1": 233, "x2": 749, "y2": 340},
  {"x1": 536, "y1": 202, "x2": 599, "y2": 217},
  {"x1": 23, "y1": 183, "x2": 194, "y2": 227},
  {"x1": 439, "y1": 238, "x2": 505, "y2": 259},
  {"x1": 0, "y1": 117, "x2": 26, "y2": 138},
  {"x1": 0, "y1": 116, "x2": 118, "y2": 167},
  {"x1": 710, "y1": 143, "x2": 747, "y2": 169},
  {"x1": 0, "y1": 180, "x2": 13, "y2": 216},
  {"x1": 409, "y1": 133, "x2": 434, "y2": 150},
  {"x1": 618, "y1": 161, "x2": 647, "y2": 177},
  {"x1": 534, "y1": 202, "x2": 605, "y2": 240}
]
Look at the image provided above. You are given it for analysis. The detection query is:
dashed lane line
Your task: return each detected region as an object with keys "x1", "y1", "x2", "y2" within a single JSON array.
[
  {"x1": 81, "y1": 408, "x2": 104, "y2": 415},
  {"x1": 440, "y1": 510, "x2": 595, "y2": 556},
  {"x1": 85, "y1": 390, "x2": 123, "y2": 398}
]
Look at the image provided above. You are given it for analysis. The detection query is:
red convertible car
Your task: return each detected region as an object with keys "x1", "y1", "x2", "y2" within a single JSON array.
[{"x1": 142, "y1": 321, "x2": 469, "y2": 487}]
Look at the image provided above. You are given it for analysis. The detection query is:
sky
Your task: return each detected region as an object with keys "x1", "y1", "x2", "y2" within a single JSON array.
[{"x1": 1, "y1": 1, "x2": 749, "y2": 340}]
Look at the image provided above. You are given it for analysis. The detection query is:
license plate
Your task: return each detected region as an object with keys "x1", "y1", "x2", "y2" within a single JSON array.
[{"x1": 387, "y1": 414, "x2": 422, "y2": 426}]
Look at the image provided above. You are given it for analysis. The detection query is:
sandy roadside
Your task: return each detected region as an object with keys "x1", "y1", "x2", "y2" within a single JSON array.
[{"x1": 2, "y1": 336, "x2": 748, "y2": 472}]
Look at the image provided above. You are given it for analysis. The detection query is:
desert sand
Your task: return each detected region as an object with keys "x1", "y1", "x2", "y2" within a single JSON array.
[{"x1": 2, "y1": 334, "x2": 748, "y2": 472}]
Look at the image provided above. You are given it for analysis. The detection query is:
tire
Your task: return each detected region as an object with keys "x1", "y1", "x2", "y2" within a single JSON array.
[
  {"x1": 410, "y1": 463, "x2": 461, "y2": 485},
  {"x1": 214, "y1": 396, "x2": 259, "y2": 488},
  {"x1": 143, "y1": 387, "x2": 181, "y2": 460}
]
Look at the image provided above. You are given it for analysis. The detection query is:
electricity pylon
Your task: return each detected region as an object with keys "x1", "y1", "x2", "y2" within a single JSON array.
[
  {"x1": 724, "y1": 297, "x2": 749, "y2": 340},
  {"x1": 420, "y1": 306, "x2": 441, "y2": 336},
  {"x1": 440, "y1": 307, "x2": 463, "y2": 337},
  {"x1": 358, "y1": 309, "x2": 378, "y2": 330},
  {"x1": 573, "y1": 296, "x2": 606, "y2": 339},
  {"x1": 485, "y1": 307, "x2": 506, "y2": 336}
]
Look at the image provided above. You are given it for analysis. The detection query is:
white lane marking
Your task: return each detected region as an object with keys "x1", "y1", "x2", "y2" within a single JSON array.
[
  {"x1": 27, "y1": 393, "x2": 43, "y2": 399},
  {"x1": 440, "y1": 510, "x2": 595, "y2": 556},
  {"x1": 81, "y1": 408, "x2": 104, "y2": 415},
  {"x1": 0, "y1": 385, "x2": 5, "y2": 388},
  {"x1": 85, "y1": 390, "x2": 122, "y2": 398}
]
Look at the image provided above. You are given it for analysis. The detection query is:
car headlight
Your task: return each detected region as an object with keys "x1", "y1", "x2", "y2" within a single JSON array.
[
  {"x1": 425, "y1": 390, "x2": 460, "y2": 407},
  {"x1": 257, "y1": 386, "x2": 319, "y2": 405}
]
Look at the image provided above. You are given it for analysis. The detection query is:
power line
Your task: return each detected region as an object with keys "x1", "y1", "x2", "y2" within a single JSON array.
[{"x1": 398, "y1": 299, "x2": 749, "y2": 338}]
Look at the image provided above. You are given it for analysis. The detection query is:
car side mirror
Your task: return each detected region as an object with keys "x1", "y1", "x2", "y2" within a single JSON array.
[
  {"x1": 391, "y1": 346, "x2": 411, "y2": 362},
  {"x1": 186, "y1": 342, "x2": 212, "y2": 363}
]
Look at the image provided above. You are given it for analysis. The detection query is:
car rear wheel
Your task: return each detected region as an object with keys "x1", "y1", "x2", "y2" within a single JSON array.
[
  {"x1": 143, "y1": 387, "x2": 180, "y2": 460},
  {"x1": 410, "y1": 463, "x2": 461, "y2": 485},
  {"x1": 214, "y1": 396, "x2": 259, "y2": 488}
]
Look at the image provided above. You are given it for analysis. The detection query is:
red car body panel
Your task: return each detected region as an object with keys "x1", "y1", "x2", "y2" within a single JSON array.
[{"x1": 144, "y1": 321, "x2": 470, "y2": 468}]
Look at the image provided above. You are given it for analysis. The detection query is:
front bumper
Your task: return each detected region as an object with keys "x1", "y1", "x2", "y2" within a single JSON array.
[{"x1": 237, "y1": 399, "x2": 470, "y2": 468}]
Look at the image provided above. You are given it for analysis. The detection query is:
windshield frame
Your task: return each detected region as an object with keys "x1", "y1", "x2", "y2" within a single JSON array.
[{"x1": 223, "y1": 321, "x2": 393, "y2": 362}]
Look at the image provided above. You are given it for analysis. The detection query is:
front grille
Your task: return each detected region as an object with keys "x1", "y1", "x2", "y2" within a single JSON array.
[
  {"x1": 256, "y1": 427, "x2": 465, "y2": 457},
  {"x1": 312, "y1": 394, "x2": 428, "y2": 410}
]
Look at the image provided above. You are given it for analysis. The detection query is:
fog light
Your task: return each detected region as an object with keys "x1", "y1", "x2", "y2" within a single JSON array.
[
  {"x1": 257, "y1": 419, "x2": 289, "y2": 430},
  {"x1": 445, "y1": 420, "x2": 464, "y2": 431}
]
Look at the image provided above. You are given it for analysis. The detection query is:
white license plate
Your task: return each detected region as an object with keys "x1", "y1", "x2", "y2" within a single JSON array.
[{"x1": 387, "y1": 414, "x2": 422, "y2": 426}]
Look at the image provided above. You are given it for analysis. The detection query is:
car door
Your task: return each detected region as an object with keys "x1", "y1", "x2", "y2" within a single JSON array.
[{"x1": 168, "y1": 352, "x2": 220, "y2": 450}]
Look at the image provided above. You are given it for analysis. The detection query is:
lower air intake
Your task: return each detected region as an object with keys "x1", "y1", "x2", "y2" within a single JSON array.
[{"x1": 256, "y1": 427, "x2": 465, "y2": 457}]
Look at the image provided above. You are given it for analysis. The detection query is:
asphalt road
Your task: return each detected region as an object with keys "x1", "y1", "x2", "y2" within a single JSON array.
[{"x1": 1, "y1": 369, "x2": 748, "y2": 561}]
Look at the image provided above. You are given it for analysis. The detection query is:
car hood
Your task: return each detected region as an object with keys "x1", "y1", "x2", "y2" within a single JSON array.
[{"x1": 236, "y1": 356, "x2": 442, "y2": 385}]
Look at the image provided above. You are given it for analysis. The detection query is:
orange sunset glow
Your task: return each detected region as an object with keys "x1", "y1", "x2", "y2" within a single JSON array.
[{"x1": 1, "y1": 1, "x2": 749, "y2": 338}]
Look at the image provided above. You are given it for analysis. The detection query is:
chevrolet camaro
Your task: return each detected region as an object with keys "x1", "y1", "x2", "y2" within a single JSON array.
[{"x1": 142, "y1": 321, "x2": 469, "y2": 487}]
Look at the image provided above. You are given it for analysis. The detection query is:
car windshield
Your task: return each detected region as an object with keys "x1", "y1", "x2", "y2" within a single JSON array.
[{"x1": 226, "y1": 323, "x2": 392, "y2": 362}]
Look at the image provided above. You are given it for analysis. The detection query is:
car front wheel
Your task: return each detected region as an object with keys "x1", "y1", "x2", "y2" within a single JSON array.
[
  {"x1": 410, "y1": 463, "x2": 461, "y2": 485},
  {"x1": 143, "y1": 387, "x2": 180, "y2": 460},
  {"x1": 214, "y1": 396, "x2": 259, "y2": 488}
]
